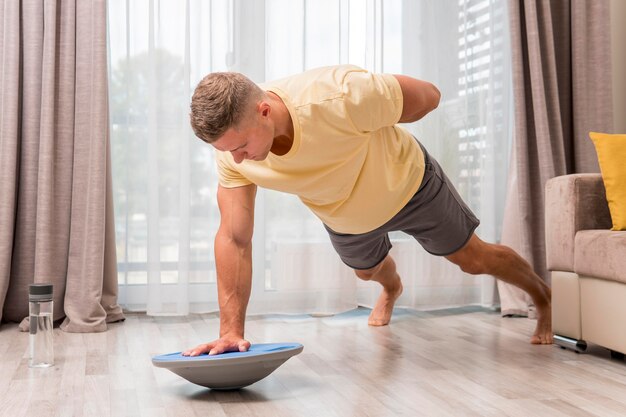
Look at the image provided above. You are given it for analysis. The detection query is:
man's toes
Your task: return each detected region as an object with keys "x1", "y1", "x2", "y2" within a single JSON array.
[
  {"x1": 368, "y1": 314, "x2": 390, "y2": 326},
  {"x1": 530, "y1": 333, "x2": 553, "y2": 344}
]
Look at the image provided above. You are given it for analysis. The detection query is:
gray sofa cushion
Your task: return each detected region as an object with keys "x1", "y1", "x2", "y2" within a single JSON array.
[{"x1": 574, "y1": 230, "x2": 626, "y2": 284}]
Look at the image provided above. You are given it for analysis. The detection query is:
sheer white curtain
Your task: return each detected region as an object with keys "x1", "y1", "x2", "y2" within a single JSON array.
[{"x1": 107, "y1": 0, "x2": 511, "y2": 316}]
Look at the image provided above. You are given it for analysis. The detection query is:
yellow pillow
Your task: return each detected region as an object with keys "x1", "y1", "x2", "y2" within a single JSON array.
[{"x1": 589, "y1": 132, "x2": 626, "y2": 231}]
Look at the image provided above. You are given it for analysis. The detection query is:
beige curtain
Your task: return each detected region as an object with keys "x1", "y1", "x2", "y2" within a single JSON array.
[
  {"x1": 499, "y1": 0, "x2": 613, "y2": 316},
  {"x1": 0, "y1": 0, "x2": 124, "y2": 332}
]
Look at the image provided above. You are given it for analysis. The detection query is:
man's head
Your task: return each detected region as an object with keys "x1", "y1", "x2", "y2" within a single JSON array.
[{"x1": 190, "y1": 72, "x2": 265, "y2": 143}]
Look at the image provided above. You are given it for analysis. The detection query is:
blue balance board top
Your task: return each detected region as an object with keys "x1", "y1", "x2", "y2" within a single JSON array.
[{"x1": 152, "y1": 343, "x2": 303, "y2": 368}]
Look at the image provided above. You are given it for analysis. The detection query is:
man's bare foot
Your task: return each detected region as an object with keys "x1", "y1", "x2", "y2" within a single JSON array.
[
  {"x1": 368, "y1": 275, "x2": 403, "y2": 326},
  {"x1": 530, "y1": 287, "x2": 553, "y2": 344}
]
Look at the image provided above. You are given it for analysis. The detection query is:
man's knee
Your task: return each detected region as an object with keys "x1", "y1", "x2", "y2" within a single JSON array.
[
  {"x1": 454, "y1": 244, "x2": 517, "y2": 275},
  {"x1": 446, "y1": 239, "x2": 488, "y2": 275},
  {"x1": 456, "y1": 257, "x2": 486, "y2": 275},
  {"x1": 354, "y1": 262, "x2": 383, "y2": 281}
]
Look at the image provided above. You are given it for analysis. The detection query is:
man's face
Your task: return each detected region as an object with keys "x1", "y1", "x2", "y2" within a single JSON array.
[{"x1": 211, "y1": 108, "x2": 273, "y2": 164}]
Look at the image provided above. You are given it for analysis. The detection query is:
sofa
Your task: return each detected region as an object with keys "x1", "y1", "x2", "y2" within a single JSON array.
[{"x1": 546, "y1": 173, "x2": 626, "y2": 357}]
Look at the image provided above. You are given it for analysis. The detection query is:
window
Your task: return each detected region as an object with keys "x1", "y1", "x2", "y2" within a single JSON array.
[{"x1": 107, "y1": 0, "x2": 510, "y2": 313}]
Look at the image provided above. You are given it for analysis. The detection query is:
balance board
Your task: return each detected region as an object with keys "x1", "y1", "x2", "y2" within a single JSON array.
[{"x1": 152, "y1": 342, "x2": 303, "y2": 390}]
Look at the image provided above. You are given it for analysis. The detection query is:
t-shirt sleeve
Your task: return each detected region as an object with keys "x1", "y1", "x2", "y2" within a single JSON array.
[
  {"x1": 215, "y1": 151, "x2": 253, "y2": 188},
  {"x1": 342, "y1": 70, "x2": 404, "y2": 133}
]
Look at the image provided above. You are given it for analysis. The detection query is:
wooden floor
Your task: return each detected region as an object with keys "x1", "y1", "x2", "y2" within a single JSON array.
[{"x1": 2, "y1": 307, "x2": 626, "y2": 417}]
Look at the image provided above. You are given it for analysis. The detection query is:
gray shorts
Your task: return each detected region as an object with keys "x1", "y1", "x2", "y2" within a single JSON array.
[{"x1": 324, "y1": 141, "x2": 480, "y2": 270}]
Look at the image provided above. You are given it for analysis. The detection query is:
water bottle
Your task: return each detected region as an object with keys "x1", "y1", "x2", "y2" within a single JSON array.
[{"x1": 29, "y1": 283, "x2": 54, "y2": 368}]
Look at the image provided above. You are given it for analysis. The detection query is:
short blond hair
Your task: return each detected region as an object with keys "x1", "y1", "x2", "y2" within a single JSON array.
[{"x1": 190, "y1": 72, "x2": 264, "y2": 143}]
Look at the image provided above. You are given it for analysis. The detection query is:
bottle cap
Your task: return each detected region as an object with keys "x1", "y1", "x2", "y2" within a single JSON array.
[{"x1": 29, "y1": 283, "x2": 53, "y2": 301}]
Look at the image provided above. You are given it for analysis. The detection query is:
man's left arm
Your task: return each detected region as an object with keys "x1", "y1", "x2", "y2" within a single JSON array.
[{"x1": 392, "y1": 75, "x2": 441, "y2": 123}]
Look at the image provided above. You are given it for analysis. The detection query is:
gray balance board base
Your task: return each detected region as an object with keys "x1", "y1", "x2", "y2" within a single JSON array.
[{"x1": 152, "y1": 343, "x2": 304, "y2": 390}]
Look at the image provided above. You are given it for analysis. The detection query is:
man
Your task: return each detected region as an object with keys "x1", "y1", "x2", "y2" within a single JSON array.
[{"x1": 183, "y1": 65, "x2": 552, "y2": 357}]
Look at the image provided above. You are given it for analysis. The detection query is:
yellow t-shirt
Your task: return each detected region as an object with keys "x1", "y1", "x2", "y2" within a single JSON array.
[{"x1": 216, "y1": 65, "x2": 425, "y2": 234}]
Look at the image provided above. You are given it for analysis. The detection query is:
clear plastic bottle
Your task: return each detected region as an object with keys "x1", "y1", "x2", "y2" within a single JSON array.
[{"x1": 29, "y1": 283, "x2": 54, "y2": 368}]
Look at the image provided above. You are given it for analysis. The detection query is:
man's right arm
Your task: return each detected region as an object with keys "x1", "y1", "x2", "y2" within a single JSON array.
[{"x1": 183, "y1": 184, "x2": 257, "y2": 356}]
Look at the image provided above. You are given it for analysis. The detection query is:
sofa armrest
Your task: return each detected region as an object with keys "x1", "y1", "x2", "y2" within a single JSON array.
[{"x1": 545, "y1": 173, "x2": 612, "y2": 271}]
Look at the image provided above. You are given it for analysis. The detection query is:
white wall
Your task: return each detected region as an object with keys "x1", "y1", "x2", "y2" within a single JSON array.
[{"x1": 611, "y1": 0, "x2": 626, "y2": 132}]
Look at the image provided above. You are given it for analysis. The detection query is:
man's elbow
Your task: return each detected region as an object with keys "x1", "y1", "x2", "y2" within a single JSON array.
[
  {"x1": 216, "y1": 226, "x2": 253, "y2": 250},
  {"x1": 429, "y1": 83, "x2": 441, "y2": 111},
  {"x1": 397, "y1": 79, "x2": 441, "y2": 123},
  {"x1": 413, "y1": 84, "x2": 440, "y2": 121}
]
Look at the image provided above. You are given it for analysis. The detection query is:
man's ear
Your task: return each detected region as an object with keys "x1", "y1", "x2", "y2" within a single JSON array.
[{"x1": 259, "y1": 101, "x2": 271, "y2": 118}]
